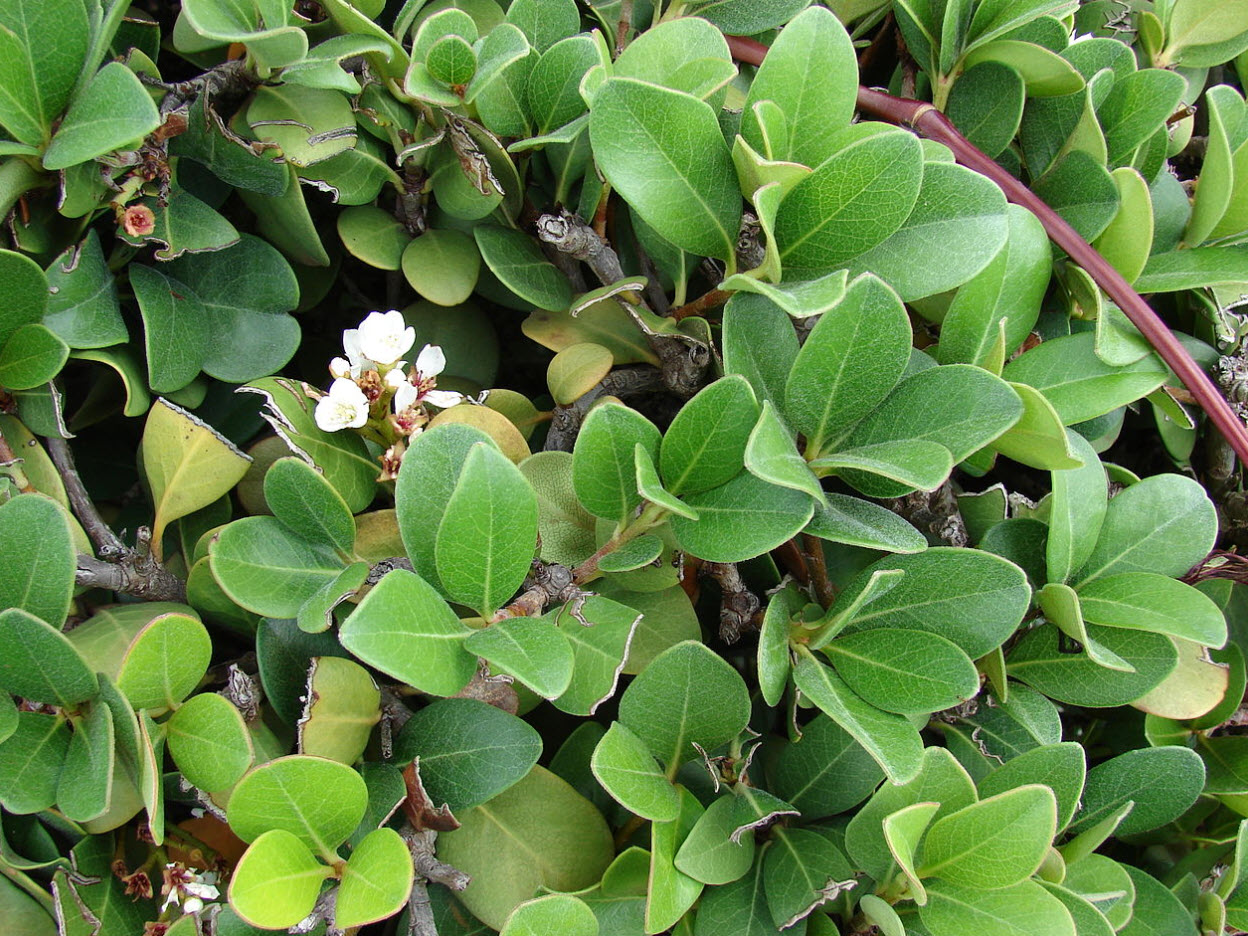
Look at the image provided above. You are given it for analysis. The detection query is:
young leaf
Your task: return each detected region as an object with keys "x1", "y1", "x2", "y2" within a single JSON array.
[
  {"x1": 885, "y1": 801, "x2": 941, "y2": 904},
  {"x1": 804, "y1": 493, "x2": 928, "y2": 554},
  {"x1": 167, "y1": 692, "x2": 253, "y2": 793},
  {"x1": 228, "y1": 754, "x2": 368, "y2": 857},
  {"x1": 336, "y1": 827, "x2": 414, "y2": 929},
  {"x1": 918, "y1": 785, "x2": 1057, "y2": 888},
  {"x1": 573, "y1": 400, "x2": 660, "y2": 523},
  {"x1": 979, "y1": 742, "x2": 1087, "y2": 832},
  {"x1": 501, "y1": 894, "x2": 599, "y2": 936},
  {"x1": 227, "y1": 829, "x2": 331, "y2": 930},
  {"x1": 674, "y1": 793, "x2": 757, "y2": 885},
  {"x1": 745, "y1": 400, "x2": 825, "y2": 502},
  {"x1": 1076, "y1": 572, "x2": 1226, "y2": 646},
  {"x1": 1046, "y1": 430, "x2": 1106, "y2": 584}
]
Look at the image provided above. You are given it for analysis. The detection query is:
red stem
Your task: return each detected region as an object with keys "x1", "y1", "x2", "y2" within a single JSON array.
[{"x1": 725, "y1": 34, "x2": 1248, "y2": 466}]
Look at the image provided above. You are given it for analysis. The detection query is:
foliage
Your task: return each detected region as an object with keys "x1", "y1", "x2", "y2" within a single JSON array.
[{"x1": 2, "y1": 1, "x2": 1248, "y2": 935}]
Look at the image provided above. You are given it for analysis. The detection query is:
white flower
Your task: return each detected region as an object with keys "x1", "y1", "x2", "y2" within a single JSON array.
[
  {"x1": 329, "y1": 356, "x2": 352, "y2": 379},
  {"x1": 423, "y1": 389, "x2": 464, "y2": 408},
  {"x1": 340, "y1": 329, "x2": 371, "y2": 377},
  {"x1": 356, "y1": 310, "x2": 415, "y2": 368},
  {"x1": 384, "y1": 367, "x2": 408, "y2": 390},
  {"x1": 415, "y1": 343, "x2": 446, "y2": 378},
  {"x1": 315, "y1": 378, "x2": 370, "y2": 432},
  {"x1": 393, "y1": 379, "x2": 419, "y2": 413}
]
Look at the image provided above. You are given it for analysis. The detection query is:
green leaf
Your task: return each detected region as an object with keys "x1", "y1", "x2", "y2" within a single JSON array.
[
  {"x1": 843, "y1": 365, "x2": 1022, "y2": 492},
  {"x1": 573, "y1": 400, "x2": 660, "y2": 523},
  {"x1": 527, "y1": 35, "x2": 597, "y2": 134},
  {"x1": 1002, "y1": 332, "x2": 1166, "y2": 425},
  {"x1": 505, "y1": 0, "x2": 579, "y2": 52},
  {"x1": 402, "y1": 229, "x2": 481, "y2": 306},
  {"x1": 264, "y1": 456, "x2": 355, "y2": 556},
  {"x1": 0, "y1": 712, "x2": 69, "y2": 813},
  {"x1": 618, "y1": 640, "x2": 751, "y2": 774},
  {"x1": 846, "y1": 160, "x2": 1010, "y2": 300},
  {"x1": 474, "y1": 225, "x2": 572, "y2": 311},
  {"x1": 436, "y1": 442, "x2": 538, "y2": 616},
  {"x1": 211, "y1": 514, "x2": 344, "y2": 618},
  {"x1": 1076, "y1": 572, "x2": 1225, "y2": 645},
  {"x1": 992, "y1": 382, "x2": 1083, "y2": 470},
  {"x1": 140, "y1": 398, "x2": 251, "y2": 558},
  {"x1": 1135, "y1": 245, "x2": 1248, "y2": 291},
  {"x1": 337, "y1": 205, "x2": 409, "y2": 270},
  {"x1": 167, "y1": 692, "x2": 253, "y2": 793},
  {"x1": 227, "y1": 829, "x2": 331, "y2": 930},
  {"x1": 246, "y1": 84, "x2": 355, "y2": 167},
  {"x1": 775, "y1": 127, "x2": 924, "y2": 274},
  {"x1": 427, "y1": 34, "x2": 477, "y2": 85},
  {"x1": 785, "y1": 272, "x2": 911, "y2": 455},
  {"x1": 946, "y1": 61, "x2": 1026, "y2": 158},
  {"x1": 162, "y1": 234, "x2": 300, "y2": 383},
  {"x1": 1007, "y1": 622, "x2": 1179, "y2": 706},
  {"x1": 0, "y1": 0, "x2": 89, "y2": 145},
  {"x1": 336, "y1": 827, "x2": 414, "y2": 928},
  {"x1": 0, "y1": 324, "x2": 68, "y2": 391},
  {"x1": 884, "y1": 800, "x2": 941, "y2": 905},
  {"x1": 116, "y1": 611, "x2": 212, "y2": 713},
  {"x1": 591, "y1": 721, "x2": 680, "y2": 821},
  {"x1": 845, "y1": 746, "x2": 977, "y2": 881},
  {"x1": 503, "y1": 894, "x2": 598, "y2": 936},
  {"x1": 1073, "y1": 473, "x2": 1217, "y2": 584},
  {"x1": 918, "y1": 784, "x2": 1056, "y2": 888},
  {"x1": 396, "y1": 423, "x2": 495, "y2": 589},
  {"x1": 836, "y1": 547, "x2": 1031, "y2": 659},
  {"x1": 589, "y1": 77, "x2": 741, "y2": 262},
  {"x1": 804, "y1": 493, "x2": 928, "y2": 553},
  {"x1": 229, "y1": 754, "x2": 367, "y2": 858},
  {"x1": 740, "y1": 6, "x2": 856, "y2": 167},
  {"x1": 130, "y1": 264, "x2": 209, "y2": 393},
  {"x1": 42, "y1": 61, "x2": 160, "y2": 170},
  {"x1": 464, "y1": 615, "x2": 574, "y2": 699},
  {"x1": 722, "y1": 293, "x2": 799, "y2": 409},
  {"x1": 1069, "y1": 745, "x2": 1205, "y2": 836},
  {"x1": 823, "y1": 628, "x2": 980, "y2": 716},
  {"x1": 612, "y1": 16, "x2": 731, "y2": 100},
  {"x1": 794, "y1": 654, "x2": 924, "y2": 784},
  {"x1": 673, "y1": 791, "x2": 768, "y2": 886},
  {"x1": 437, "y1": 765, "x2": 613, "y2": 930},
  {"x1": 0, "y1": 494, "x2": 74, "y2": 627},
  {"x1": 0, "y1": 249, "x2": 47, "y2": 348},
  {"x1": 56, "y1": 698, "x2": 114, "y2": 822},
  {"x1": 745, "y1": 401, "x2": 825, "y2": 502},
  {"x1": 395, "y1": 697, "x2": 541, "y2": 811},
  {"x1": 669, "y1": 470, "x2": 814, "y2": 563},
  {"x1": 979, "y1": 742, "x2": 1087, "y2": 832},
  {"x1": 811, "y1": 439, "x2": 955, "y2": 491},
  {"x1": 634, "y1": 444, "x2": 697, "y2": 520},
  {"x1": 691, "y1": 849, "x2": 786, "y2": 935},
  {"x1": 297, "y1": 655, "x2": 380, "y2": 765},
  {"x1": 338, "y1": 569, "x2": 477, "y2": 697},
  {"x1": 661, "y1": 375, "x2": 759, "y2": 496},
  {"x1": 552, "y1": 597, "x2": 641, "y2": 716},
  {"x1": 1046, "y1": 430, "x2": 1106, "y2": 584},
  {"x1": 920, "y1": 879, "x2": 1076, "y2": 936},
  {"x1": 1118, "y1": 865, "x2": 1194, "y2": 936},
  {"x1": 772, "y1": 713, "x2": 885, "y2": 818},
  {"x1": 764, "y1": 826, "x2": 857, "y2": 928},
  {"x1": 42, "y1": 231, "x2": 125, "y2": 350},
  {"x1": 647, "y1": 786, "x2": 705, "y2": 932}
]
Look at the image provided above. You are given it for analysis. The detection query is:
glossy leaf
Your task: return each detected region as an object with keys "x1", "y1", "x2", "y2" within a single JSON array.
[
  {"x1": 227, "y1": 829, "x2": 330, "y2": 929},
  {"x1": 167, "y1": 692, "x2": 253, "y2": 793},
  {"x1": 823, "y1": 628, "x2": 979, "y2": 716},
  {"x1": 336, "y1": 827, "x2": 414, "y2": 928}
]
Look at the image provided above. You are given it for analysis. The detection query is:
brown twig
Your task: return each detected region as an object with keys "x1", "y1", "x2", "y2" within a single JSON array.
[
  {"x1": 800, "y1": 534, "x2": 837, "y2": 609},
  {"x1": 670, "y1": 287, "x2": 731, "y2": 321},
  {"x1": 723, "y1": 34, "x2": 1248, "y2": 468},
  {"x1": 46, "y1": 437, "x2": 186, "y2": 603}
]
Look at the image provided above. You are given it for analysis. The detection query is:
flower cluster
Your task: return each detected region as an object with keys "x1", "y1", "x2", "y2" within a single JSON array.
[
  {"x1": 313, "y1": 311, "x2": 465, "y2": 478},
  {"x1": 160, "y1": 864, "x2": 219, "y2": 916}
]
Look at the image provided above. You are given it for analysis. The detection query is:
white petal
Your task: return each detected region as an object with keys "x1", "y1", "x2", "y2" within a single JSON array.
[
  {"x1": 328, "y1": 377, "x2": 368, "y2": 405},
  {"x1": 316, "y1": 379, "x2": 370, "y2": 431},
  {"x1": 415, "y1": 343, "x2": 447, "y2": 378},
  {"x1": 393, "y1": 380, "x2": 419, "y2": 412},
  {"x1": 423, "y1": 389, "x2": 464, "y2": 409},
  {"x1": 329, "y1": 357, "x2": 351, "y2": 379},
  {"x1": 358, "y1": 311, "x2": 416, "y2": 366},
  {"x1": 342, "y1": 329, "x2": 366, "y2": 368},
  {"x1": 182, "y1": 897, "x2": 204, "y2": 915},
  {"x1": 384, "y1": 367, "x2": 408, "y2": 389}
]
